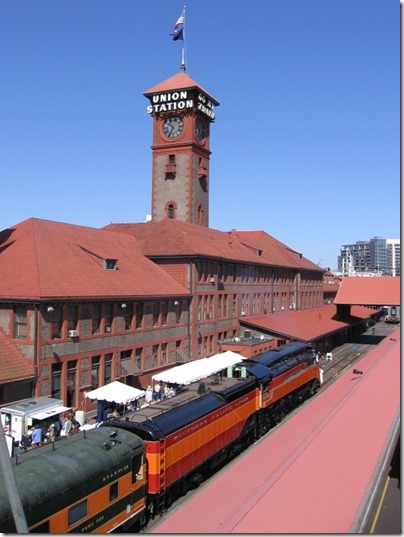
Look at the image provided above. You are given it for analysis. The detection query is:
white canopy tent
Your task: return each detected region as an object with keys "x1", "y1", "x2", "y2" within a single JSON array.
[
  {"x1": 151, "y1": 351, "x2": 243, "y2": 385},
  {"x1": 204, "y1": 351, "x2": 244, "y2": 375},
  {"x1": 85, "y1": 381, "x2": 145, "y2": 404}
]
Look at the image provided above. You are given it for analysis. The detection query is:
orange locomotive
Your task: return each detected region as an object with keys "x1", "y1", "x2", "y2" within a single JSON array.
[
  {"x1": 105, "y1": 342, "x2": 321, "y2": 521},
  {"x1": 0, "y1": 344, "x2": 320, "y2": 533}
]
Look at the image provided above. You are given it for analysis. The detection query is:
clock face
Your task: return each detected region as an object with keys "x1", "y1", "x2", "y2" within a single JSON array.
[
  {"x1": 163, "y1": 116, "x2": 184, "y2": 138},
  {"x1": 195, "y1": 118, "x2": 206, "y2": 141}
]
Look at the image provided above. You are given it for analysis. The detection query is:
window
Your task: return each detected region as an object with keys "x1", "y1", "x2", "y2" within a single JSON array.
[
  {"x1": 152, "y1": 345, "x2": 158, "y2": 366},
  {"x1": 197, "y1": 296, "x2": 202, "y2": 321},
  {"x1": 67, "y1": 305, "x2": 77, "y2": 332},
  {"x1": 67, "y1": 360, "x2": 77, "y2": 408},
  {"x1": 121, "y1": 350, "x2": 131, "y2": 362},
  {"x1": 197, "y1": 204, "x2": 204, "y2": 224},
  {"x1": 105, "y1": 303, "x2": 113, "y2": 333},
  {"x1": 123, "y1": 303, "x2": 133, "y2": 330},
  {"x1": 135, "y1": 348, "x2": 142, "y2": 370},
  {"x1": 161, "y1": 302, "x2": 167, "y2": 326},
  {"x1": 161, "y1": 343, "x2": 167, "y2": 363},
  {"x1": 51, "y1": 306, "x2": 62, "y2": 339},
  {"x1": 91, "y1": 356, "x2": 101, "y2": 389},
  {"x1": 132, "y1": 455, "x2": 143, "y2": 483},
  {"x1": 167, "y1": 204, "x2": 175, "y2": 219},
  {"x1": 165, "y1": 155, "x2": 176, "y2": 179},
  {"x1": 104, "y1": 259, "x2": 117, "y2": 270},
  {"x1": 152, "y1": 302, "x2": 159, "y2": 326},
  {"x1": 109, "y1": 482, "x2": 119, "y2": 502},
  {"x1": 204, "y1": 296, "x2": 208, "y2": 320},
  {"x1": 92, "y1": 304, "x2": 101, "y2": 334},
  {"x1": 104, "y1": 354, "x2": 112, "y2": 384},
  {"x1": 135, "y1": 303, "x2": 143, "y2": 328},
  {"x1": 14, "y1": 306, "x2": 27, "y2": 339},
  {"x1": 175, "y1": 301, "x2": 182, "y2": 324},
  {"x1": 51, "y1": 363, "x2": 62, "y2": 399},
  {"x1": 68, "y1": 500, "x2": 88, "y2": 527}
]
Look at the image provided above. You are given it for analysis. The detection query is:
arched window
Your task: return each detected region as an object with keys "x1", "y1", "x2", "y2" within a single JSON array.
[
  {"x1": 197, "y1": 204, "x2": 203, "y2": 225},
  {"x1": 165, "y1": 202, "x2": 177, "y2": 219}
]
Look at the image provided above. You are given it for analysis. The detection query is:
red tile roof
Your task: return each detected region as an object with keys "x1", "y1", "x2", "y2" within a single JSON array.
[
  {"x1": 0, "y1": 218, "x2": 189, "y2": 300},
  {"x1": 144, "y1": 72, "x2": 220, "y2": 105},
  {"x1": 0, "y1": 330, "x2": 35, "y2": 383},
  {"x1": 233, "y1": 230, "x2": 321, "y2": 271},
  {"x1": 104, "y1": 220, "x2": 322, "y2": 271},
  {"x1": 242, "y1": 304, "x2": 376, "y2": 342},
  {"x1": 335, "y1": 277, "x2": 400, "y2": 306}
]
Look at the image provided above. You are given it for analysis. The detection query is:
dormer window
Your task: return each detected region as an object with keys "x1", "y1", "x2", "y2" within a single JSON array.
[{"x1": 104, "y1": 259, "x2": 117, "y2": 270}]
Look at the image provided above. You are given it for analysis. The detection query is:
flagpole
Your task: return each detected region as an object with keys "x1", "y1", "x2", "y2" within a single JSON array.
[{"x1": 180, "y1": 5, "x2": 186, "y2": 72}]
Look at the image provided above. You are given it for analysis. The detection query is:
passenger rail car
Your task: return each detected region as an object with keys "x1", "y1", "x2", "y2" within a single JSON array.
[
  {"x1": 105, "y1": 346, "x2": 321, "y2": 518},
  {"x1": 0, "y1": 427, "x2": 146, "y2": 534}
]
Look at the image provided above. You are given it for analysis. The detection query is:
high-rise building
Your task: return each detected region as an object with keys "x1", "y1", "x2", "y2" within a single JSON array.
[
  {"x1": 338, "y1": 237, "x2": 400, "y2": 276},
  {"x1": 369, "y1": 236, "x2": 387, "y2": 273},
  {"x1": 386, "y1": 239, "x2": 401, "y2": 276}
]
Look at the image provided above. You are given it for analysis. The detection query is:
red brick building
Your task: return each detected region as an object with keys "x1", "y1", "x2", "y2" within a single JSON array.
[{"x1": 0, "y1": 70, "x2": 335, "y2": 408}]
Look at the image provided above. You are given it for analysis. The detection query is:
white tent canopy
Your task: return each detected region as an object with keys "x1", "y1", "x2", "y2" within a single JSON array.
[
  {"x1": 152, "y1": 351, "x2": 243, "y2": 385},
  {"x1": 85, "y1": 381, "x2": 145, "y2": 404}
]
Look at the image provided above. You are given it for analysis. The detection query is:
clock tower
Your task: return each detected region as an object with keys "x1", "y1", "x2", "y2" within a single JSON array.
[{"x1": 144, "y1": 71, "x2": 219, "y2": 226}]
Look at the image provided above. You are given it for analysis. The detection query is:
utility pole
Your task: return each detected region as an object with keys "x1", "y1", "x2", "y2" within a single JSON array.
[{"x1": 0, "y1": 427, "x2": 28, "y2": 532}]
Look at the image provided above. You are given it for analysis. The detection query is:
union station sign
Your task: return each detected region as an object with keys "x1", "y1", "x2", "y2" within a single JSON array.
[{"x1": 147, "y1": 91, "x2": 215, "y2": 120}]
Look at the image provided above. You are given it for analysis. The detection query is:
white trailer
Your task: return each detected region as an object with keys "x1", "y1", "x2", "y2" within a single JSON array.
[{"x1": 0, "y1": 397, "x2": 71, "y2": 454}]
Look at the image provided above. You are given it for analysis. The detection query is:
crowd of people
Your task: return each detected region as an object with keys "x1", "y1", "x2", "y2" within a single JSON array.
[{"x1": 19, "y1": 410, "x2": 81, "y2": 452}]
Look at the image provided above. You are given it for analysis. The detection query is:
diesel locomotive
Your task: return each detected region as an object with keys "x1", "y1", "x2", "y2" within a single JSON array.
[{"x1": 0, "y1": 342, "x2": 320, "y2": 533}]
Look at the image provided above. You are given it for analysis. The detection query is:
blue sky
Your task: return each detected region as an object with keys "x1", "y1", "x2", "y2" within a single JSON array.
[{"x1": 0, "y1": 0, "x2": 399, "y2": 271}]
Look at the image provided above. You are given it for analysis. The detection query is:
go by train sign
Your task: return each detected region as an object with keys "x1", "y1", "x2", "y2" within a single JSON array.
[{"x1": 146, "y1": 90, "x2": 216, "y2": 120}]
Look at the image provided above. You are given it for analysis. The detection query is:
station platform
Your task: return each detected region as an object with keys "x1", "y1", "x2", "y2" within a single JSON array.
[{"x1": 151, "y1": 328, "x2": 400, "y2": 533}]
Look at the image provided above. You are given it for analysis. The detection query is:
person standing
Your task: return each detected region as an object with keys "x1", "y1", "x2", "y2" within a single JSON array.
[
  {"x1": 154, "y1": 382, "x2": 161, "y2": 401},
  {"x1": 62, "y1": 414, "x2": 72, "y2": 436},
  {"x1": 20, "y1": 430, "x2": 32, "y2": 451},
  {"x1": 31, "y1": 424, "x2": 42, "y2": 447}
]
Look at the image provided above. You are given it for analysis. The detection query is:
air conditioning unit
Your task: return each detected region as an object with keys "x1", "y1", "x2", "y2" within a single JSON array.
[
  {"x1": 68, "y1": 330, "x2": 79, "y2": 338},
  {"x1": 105, "y1": 326, "x2": 112, "y2": 333},
  {"x1": 209, "y1": 277, "x2": 215, "y2": 283}
]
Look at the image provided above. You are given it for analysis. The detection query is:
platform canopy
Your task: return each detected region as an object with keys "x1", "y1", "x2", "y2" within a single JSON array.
[
  {"x1": 152, "y1": 351, "x2": 243, "y2": 385},
  {"x1": 85, "y1": 381, "x2": 145, "y2": 404}
]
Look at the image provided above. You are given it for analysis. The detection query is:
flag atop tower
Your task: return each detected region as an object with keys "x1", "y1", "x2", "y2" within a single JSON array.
[{"x1": 172, "y1": 10, "x2": 184, "y2": 41}]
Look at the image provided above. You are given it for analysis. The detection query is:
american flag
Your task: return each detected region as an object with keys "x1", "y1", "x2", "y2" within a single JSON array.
[{"x1": 173, "y1": 12, "x2": 184, "y2": 41}]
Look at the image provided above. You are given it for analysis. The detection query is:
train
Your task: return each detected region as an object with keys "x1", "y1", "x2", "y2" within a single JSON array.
[
  {"x1": 0, "y1": 427, "x2": 146, "y2": 533},
  {"x1": 0, "y1": 342, "x2": 320, "y2": 533}
]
